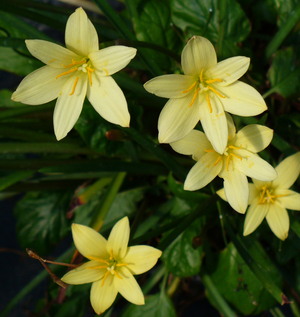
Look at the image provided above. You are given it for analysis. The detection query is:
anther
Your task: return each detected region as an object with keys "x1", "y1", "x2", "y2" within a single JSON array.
[
  {"x1": 87, "y1": 265, "x2": 108, "y2": 270},
  {"x1": 258, "y1": 186, "x2": 267, "y2": 205},
  {"x1": 230, "y1": 153, "x2": 242, "y2": 161},
  {"x1": 226, "y1": 155, "x2": 230, "y2": 171},
  {"x1": 56, "y1": 68, "x2": 78, "y2": 79},
  {"x1": 87, "y1": 67, "x2": 94, "y2": 86},
  {"x1": 206, "y1": 78, "x2": 223, "y2": 84},
  {"x1": 188, "y1": 87, "x2": 200, "y2": 108},
  {"x1": 69, "y1": 77, "x2": 79, "y2": 95},
  {"x1": 206, "y1": 94, "x2": 212, "y2": 113},
  {"x1": 102, "y1": 68, "x2": 109, "y2": 76},
  {"x1": 112, "y1": 270, "x2": 122, "y2": 279},
  {"x1": 207, "y1": 86, "x2": 226, "y2": 98},
  {"x1": 181, "y1": 81, "x2": 196, "y2": 94},
  {"x1": 200, "y1": 69, "x2": 204, "y2": 82},
  {"x1": 63, "y1": 59, "x2": 86, "y2": 68},
  {"x1": 101, "y1": 271, "x2": 110, "y2": 287},
  {"x1": 116, "y1": 263, "x2": 129, "y2": 267},
  {"x1": 86, "y1": 256, "x2": 109, "y2": 265},
  {"x1": 213, "y1": 156, "x2": 222, "y2": 166}
]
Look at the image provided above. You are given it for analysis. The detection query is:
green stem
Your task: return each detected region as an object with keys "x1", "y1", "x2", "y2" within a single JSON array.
[
  {"x1": 266, "y1": 2, "x2": 300, "y2": 59},
  {"x1": 290, "y1": 298, "x2": 300, "y2": 317},
  {"x1": 269, "y1": 307, "x2": 286, "y2": 317},
  {"x1": 167, "y1": 277, "x2": 181, "y2": 298}
]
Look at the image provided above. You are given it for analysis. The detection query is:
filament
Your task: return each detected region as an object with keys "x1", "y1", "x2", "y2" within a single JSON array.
[
  {"x1": 69, "y1": 77, "x2": 79, "y2": 95},
  {"x1": 206, "y1": 94, "x2": 212, "y2": 113},
  {"x1": 207, "y1": 85, "x2": 225, "y2": 98}
]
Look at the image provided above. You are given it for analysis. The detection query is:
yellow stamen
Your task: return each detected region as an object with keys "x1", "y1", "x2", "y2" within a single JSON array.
[
  {"x1": 112, "y1": 269, "x2": 122, "y2": 279},
  {"x1": 87, "y1": 265, "x2": 108, "y2": 270},
  {"x1": 116, "y1": 263, "x2": 129, "y2": 267},
  {"x1": 230, "y1": 153, "x2": 242, "y2": 161},
  {"x1": 103, "y1": 68, "x2": 109, "y2": 76},
  {"x1": 101, "y1": 271, "x2": 110, "y2": 287},
  {"x1": 213, "y1": 156, "x2": 222, "y2": 166},
  {"x1": 258, "y1": 185, "x2": 267, "y2": 205},
  {"x1": 63, "y1": 59, "x2": 86, "y2": 68},
  {"x1": 87, "y1": 67, "x2": 94, "y2": 86},
  {"x1": 188, "y1": 87, "x2": 200, "y2": 108},
  {"x1": 69, "y1": 77, "x2": 79, "y2": 96},
  {"x1": 206, "y1": 94, "x2": 212, "y2": 113},
  {"x1": 228, "y1": 145, "x2": 242, "y2": 150},
  {"x1": 226, "y1": 155, "x2": 230, "y2": 171},
  {"x1": 56, "y1": 68, "x2": 77, "y2": 79},
  {"x1": 266, "y1": 190, "x2": 275, "y2": 203},
  {"x1": 181, "y1": 81, "x2": 196, "y2": 94},
  {"x1": 86, "y1": 256, "x2": 109, "y2": 265},
  {"x1": 110, "y1": 249, "x2": 113, "y2": 260},
  {"x1": 207, "y1": 85, "x2": 226, "y2": 98},
  {"x1": 200, "y1": 69, "x2": 204, "y2": 82},
  {"x1": 206, "y1": 78, "x2": 223, "y2": 84},
  {"x1": 204, "y1": 148, "x2": 215, "y2": 152},
  {"x1": 49, "y1": 59, "x2": 56, "y2": 63}
]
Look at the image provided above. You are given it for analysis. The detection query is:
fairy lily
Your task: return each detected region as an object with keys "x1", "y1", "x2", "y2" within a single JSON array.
[
  {"x1": 144, "y1": 36, "x2": 267, "y2": 154},
  {"x1": 11, "y1": 8, "x2": 136, "y2": 140},
  {"x1": 61, "y1": 217, "x2": 162, "y2": 315},
  {"x1": 239, "y1": 152, "x2": 300, "y2": 240},
  {"x1": 171, "y1": 115, "x2": 277, "y2": 214}
]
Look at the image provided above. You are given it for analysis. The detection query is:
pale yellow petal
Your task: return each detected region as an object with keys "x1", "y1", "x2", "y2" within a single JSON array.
[
  {"x1": 216, "y1": 188, "x2": 226, "y2": 201},
  {"x1": 53, "y1": 74, "x2": 87, "y2": 140},
  {"x1": 143, "y1": 74, "x2": 195, "y2": 99},
  {"x1": 25, "y1": 40, "x2": 81, "y2": 68},
  {"x1": 11, "y1": 66, "x2": 69, "y2": 105},
  {"x1": 122, "y1": 246, "x2": 162, "y2": 275},
  {"x1": 87, "y1": 74, "x2": 130, "y2": 127},
  {"x1": 218, "y1": 81, "x2": 267, "y2": 116},
  {"x1": 249, "y1": 183, "x2": 259, "y2": 204},
  {"x1": 114, "y1": 267, "x2": 145, "y2": 305},
  {"x1": 199, "y1": 93, "x2": 228, "y2": 154},
  {"x1": 226, "y1": 113, "x2": 236, "y2": 140},
  {"x1": 89, "y1": 46, "x2": 137, "y2": 76},
  {"x1": 233, "y1": 150, "x2": 277, "y2": 181},
  {"x1": 90, "y1": 275, "x2": 118, "y2": 315},
  {"x1": 65, "y1": 7, "x2": 98, "y2": 56},
  {"x1": 170, "y1": 130, "x2": 211, "y2": 160},
  {"x1": 234, "y1": 125, "x2": 273, "y2": 153},
  {"x1": 243, "y1": 197, "x2": 269, "y2": 236},
  {"x1": 158, "y1": 92, "x2": 203, "y2": 143},
  {"x1": 222, "y1": 169, "x2": 249, "y2": 214},
  {"x1": 107, "y1": 217, "x2": 130, "y2": 260},
  {"x1": 276, "y1": 189, "x2": 300, "y2": 211},
  {"x1": 205, "y1": 56, "x2": 250, "y2": 86},
  {"x1": 252, "y1": 178, "x2": 271, "y2": 190},
  {"x1": 61, "y1": 260, "x2": 105, "y2": 285},
  {"x1": 182, "y1": 36, "x2": 217, "y2": 76},
  {"x1": 71, "y1": 223, "x2": 108, "y2": 259},
  {"x1": 273, "y1": 152, "x2": 300, "y2": 189},
  {"x1": 266, "y1": 204, "x2": 289, "y2": 240},
  {"x1": 184, "y1": 152, "x2": 222, "y2": 191}
]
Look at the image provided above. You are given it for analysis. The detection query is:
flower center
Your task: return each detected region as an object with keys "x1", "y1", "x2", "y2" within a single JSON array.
[
  {"x1": 86, "y1": 249, "x2": 129, "y2": 287},
  {"x1": 258, "y1": 185, "x2": 288, "y2": 205},
  {"x1": 181, "y1": 69, "x2": 225, "y2": 112},
  {"x1": 205, "y1": 145, "x2": 242, "y2": 171},
  {"x1": 55, "y1": 58, "x2": 95, "y2": 95}
]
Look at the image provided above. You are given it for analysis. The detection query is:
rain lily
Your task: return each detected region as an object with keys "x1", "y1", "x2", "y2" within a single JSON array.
[
  {"x1": 171, "y1": 115, "x2": 277, "y2": 214},
  {"x1": 61, "y1": 217, "x2": 162, "y2": 315},
  {"x1": 144, "y1": 36, "x2": 267, "y2": 154},
  {"x1": 11, "y1": 8, "x2": 136, "y2": 140},
  {"x1": 241, "y1": 152, "x2": 300, "y2": 240}
]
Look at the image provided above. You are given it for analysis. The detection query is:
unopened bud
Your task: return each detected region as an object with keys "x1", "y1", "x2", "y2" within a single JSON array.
[{"x1": 106, "y1": 129, "x2": 125, "y2": 141}]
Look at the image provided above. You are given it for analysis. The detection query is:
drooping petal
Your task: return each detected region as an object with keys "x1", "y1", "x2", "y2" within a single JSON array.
[
  {"x1": 53, "y1": 74, "x2": 87, "y2": 140},
  {"x1": 182, "y1": 36, "x2": 217, "y2": 76},
  {"x1": 233, "y1": 150, "x2": 277, "y2": 181},
  {"x1": 276, "y1": 189, "x2": 300, "y2": 211},
  {"x1": 266, "y1": 204, "x2": 289, "y2": 240},
  {"x1": 87, "y1": 74, "x2": 130, "y2": 127},
  {"x1": 272, "y1": 152, "x2": 300, "y2": 189},
  {"x1": 221, "y1": 168, "x2": 249, "y2": 214},
  {"x1": 184, "y1": 152, "x2": 222, "y2": 191},
  {"x1": 243, "y1": 197, "x2": 269, "y2": 236},
  {"x1": 122, "y1": 246, "x2": 162, "y2": 275},
  {"x1": 61, "y1": 260, "x2": 105, "y2": 284},
  {"x1": 90, "y1": 275, "x2": 118, "y2": 315},
  {"x1": 143, "y1": 74, "x2": 195, "y2": 99},
  {"x1": 170, "y1": 130, "x2": 211, "y2": 160},
  {"x1": 65, "y1": 7, "x2": 99, "y2": 56},
  {"x1": 205, "y1": 56, "x2": 250, "y2": 86},
  {"x1": 249, "y1": 183, "x2": 260, "y2": 204},
  {"x1": 25, "y1": 40, "x2": 81, "y2": 68},
  {"x1": 218, "y1": 81, "x2": 267, "y2": 116},
  {"x1": 89, "y1": 46, "x2": 137, "y2": 76},
  {"x1": 234, "y1": 125, "x2": 273, "y2": 153},
  {"x1": 71, "y1": 223, "x2": 108, "y2": 259},
  {"x1": 199, "y1": 93, "x2": 228, "y2": 154},
  {"x1": 107, "y1": 217, "x2": 130, "y2": 260},
  {"x1": 158, "y1": 92, "x2": 202, "y2": 143},
  {"x1": 11, "y1": 66, "x2": 69, "y2": 105},
  {"x1": 114, "y1": 267, "x2": 145, "y2": 305}
]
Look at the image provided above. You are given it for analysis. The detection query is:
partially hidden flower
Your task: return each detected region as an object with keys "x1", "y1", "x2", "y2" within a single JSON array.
[
  {"x1": 61, "y1": 217, "x2": 162, "y2": 315},
  {"x1": 170, "y1": 114, "x2": 277, "y2": 214},
  {"x1": 11, "y1": 8, "x2": 137, "y2": 140},
  {"x1": 232, "y1": 152, "x2": 299, "y2": 240},
  {"x1": 144, "y1": 36, "x2": 267, "y2": 154}
]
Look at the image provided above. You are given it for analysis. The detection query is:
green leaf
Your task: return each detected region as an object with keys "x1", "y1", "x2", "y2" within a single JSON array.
[
  {"x1": 275, "y1": 0, "x2": 300, "y2": 27},
  {"x1": 0, "y1": 89, "x2": 22, "y2": 107},
  {"x1": 14, "y1": 191, "x2": 73, "y2": 255},
  {"x1": 162, "y1": 218, "x2": 203, "y2": 277},
  {"x1": 171, "y1": 0, "x2": 251, "y2": 59},
  {"x1": 0, "y1": 170, "x2": 33, "y2": 191},
  {"x1": 122, "y1": 293, "x2": 176, "y2": 317},
  {"x1": 267, "y1": 47, "x2": 300, "y2": 98}
]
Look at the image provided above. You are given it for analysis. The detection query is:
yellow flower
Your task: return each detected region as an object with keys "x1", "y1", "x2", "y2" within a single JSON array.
[
  {"x1": 11, "y1": 8, "x2": 136, "y2": 140},
  {"x1": 171, "y1": 114, "x2": 277, "y2": 214},
  {"x1": 61, "y1": 217, "x2": 162, "y2": 315},
  {"x1": 242, "y1": 152, "x2": 300, "y2": 240},
  {"x1": 144, "y1": 36, "x2": 267, "y2": 154}
]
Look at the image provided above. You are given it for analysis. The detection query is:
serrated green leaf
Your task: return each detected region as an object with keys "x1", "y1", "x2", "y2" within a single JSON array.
[{"x1": 14, "y1": 191, "x2": 73, "y2": 255}]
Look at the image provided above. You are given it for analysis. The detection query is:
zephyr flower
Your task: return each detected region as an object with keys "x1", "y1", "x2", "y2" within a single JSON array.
[
  {"x1": 240, "y1": 152, "x2": 300, "y2": 240},
  {"x1": 11, "y1": 8, "x2": 136, "y2": 140},
  {"x1": 61, "y1": 217, "x2": 162, "y2": 315},
  {"x1": 144, "y1": 36, "x2": 267, "y2": 154},
  {"x1": 170, "y1": 115, "x2": 277, "y2": 214}
]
